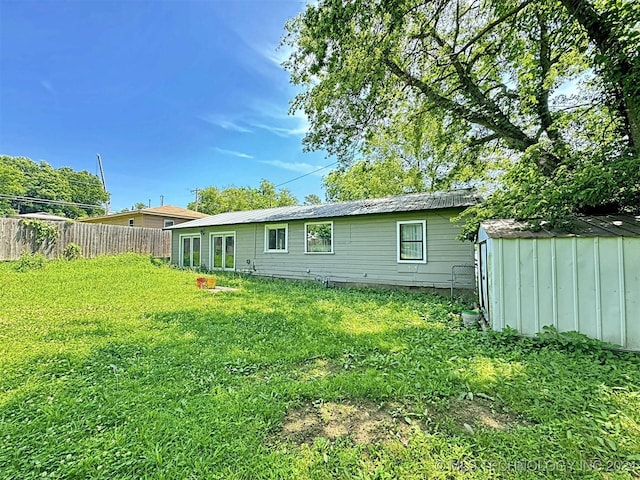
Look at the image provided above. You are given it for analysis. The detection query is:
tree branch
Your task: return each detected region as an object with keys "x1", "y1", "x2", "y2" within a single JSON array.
[
  {"x1": 454, "y1": 0, "x2": 533, "y2": 56},
  {"x1": 384, "y1": 58, "x2": 535, "y2": 152}
]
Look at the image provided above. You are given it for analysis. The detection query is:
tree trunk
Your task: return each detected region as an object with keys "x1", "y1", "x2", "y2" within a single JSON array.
[{"x1": 559, "y1": 0, "x2": 640, "y2": 152}]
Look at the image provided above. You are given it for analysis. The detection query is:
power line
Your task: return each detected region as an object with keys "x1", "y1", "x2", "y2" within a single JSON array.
[
  {"x1": 275, "y1": 161, "x2": 339, "y2": 188},
  {"x1": 0, "y1": 194, "x2": 103, "y2": 210}
]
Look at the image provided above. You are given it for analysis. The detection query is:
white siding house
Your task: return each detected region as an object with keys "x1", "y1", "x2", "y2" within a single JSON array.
[
  {"x1": 478, "y1": 216, "x2": 640, "y2": 351},
  {"x1": 167, "y1": 191, "x2": 480, "y2": 291}
]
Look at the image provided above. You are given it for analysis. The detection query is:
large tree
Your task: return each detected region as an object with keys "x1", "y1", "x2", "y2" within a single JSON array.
[
  {"x1": 324, "y1": 157, "x2": 424, "y2": 201},
  {"x1": 0, "y1": 155, "x2": 108, "y2": 218},
  {"x1": 188, "y1": 179, "x2": 297, "y2": 215},
  {"x1": 284, "y1": 0, "x2": 639, "y2": 235}
]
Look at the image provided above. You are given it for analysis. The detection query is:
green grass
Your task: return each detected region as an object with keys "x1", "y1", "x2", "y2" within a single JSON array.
[{"x1": 1, "y1": 254, "x2": 639, "y2": 479}]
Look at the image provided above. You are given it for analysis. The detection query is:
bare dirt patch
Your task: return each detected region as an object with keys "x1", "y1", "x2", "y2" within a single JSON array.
[
  {"x1": 446, "y1": 397, "x2": 530, "y2": 432},
  {"x1": 277, "y1": 397, "x2": 530, "y2": 446},
  {"x1": 278, "y1": 401, "x2": 415, "y2": 445}
]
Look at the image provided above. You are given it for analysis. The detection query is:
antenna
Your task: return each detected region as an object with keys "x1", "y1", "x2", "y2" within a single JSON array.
[{"x1": 96, "y1": 153, "x2": 110, "y2": 214}]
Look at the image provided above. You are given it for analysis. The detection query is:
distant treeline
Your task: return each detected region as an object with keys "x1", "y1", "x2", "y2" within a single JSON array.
[{"x1": 0, "y1": 155, "x2": 108, "y2": 218}]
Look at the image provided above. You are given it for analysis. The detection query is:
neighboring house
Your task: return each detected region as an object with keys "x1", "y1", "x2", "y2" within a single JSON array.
[
  {"x1": 477, "y1": 215, "x2": 640, "y2": 351},
  {"x1": 166, "y1": 191, "x2": 480, "y2": 290},
  {"x1": 80, "y1": 206, "x2": 207, "y2": 229},
  {"x1": 11, "y1": 212, "x2": 70, "y2": 221}
]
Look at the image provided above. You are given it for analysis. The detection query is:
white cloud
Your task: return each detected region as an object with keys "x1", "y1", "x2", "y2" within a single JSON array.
[
  {"x1": 251, "y1": 122, "x2": 308, "y2": 137},
  {"x1": 260, "y1": 160, "x2": 325, "y2": 176},
  {"x1": 214, "y1": 148, "x2": 254, "y2": 159},
  {"x1": 199, "y1": 114, "x2": 252, "y2": 133},
  {"x1": 249, "y1": 102, "x2": 310, "y2": 137},
  {"x1": 259, "y1": 43, "x2": 293, "y2": 68}
]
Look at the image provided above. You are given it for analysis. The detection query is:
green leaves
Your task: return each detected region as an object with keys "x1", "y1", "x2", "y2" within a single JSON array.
[
  {"x1": 2, "y1": 255, "x2": 640, "y2": 478},
  {"x1": 188, "y1": 179, "x2": 297, "y2": 215},
  {"x1": 0, "y1": 155, "x2": 108, "y2": 218},
  {"x1": 286, "y1": 0, "x2": 640, "y2": 235}
]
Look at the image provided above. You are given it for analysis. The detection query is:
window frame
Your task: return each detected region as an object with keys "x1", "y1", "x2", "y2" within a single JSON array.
[
  {"x1": 397, "y1": 220, "x2": 427, "y2": 264},
  {"x1": 304, "y1": 221, "x2": 334, "y2": 255},
  {"x1": 128, "y1": 218, "x2": 134, "y2": 227},
  {"x1": 164, "y1": 219, "x2": 175, "y2": 228},
  {"x1": 264, "y1": 223, "x2": 289, "y2": 253},
  {"x1": 179, "y1": 233, "x2": 202, "y2": 269}
]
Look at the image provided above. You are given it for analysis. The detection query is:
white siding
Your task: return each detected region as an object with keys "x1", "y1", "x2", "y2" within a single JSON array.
[{"x1": 480, "y1": 228, "x2": 640, "y2": 351}]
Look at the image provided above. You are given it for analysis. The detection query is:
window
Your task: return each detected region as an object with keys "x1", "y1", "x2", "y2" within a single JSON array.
[
  {"x1": 305, "y1": 221, "x2": 333, "y2": 254},
  {"x1": 128, "y1": 218, "x2": 134, "y2": 227},
  {"x1": 397, "y1": 220, "x2": 426, "y2": 263},
  {"x1": 265, "y1": 224, "x2": 288, "y2": 252},
  {"x1": 164, "y1": 219, "x2": 175, "y2": 228},
  {"x1": 210, "y1": 232, "x2": 235, "y2": 270},
  {"x1": 180, "y1": 234, "x2": 201, "y2": 268}
]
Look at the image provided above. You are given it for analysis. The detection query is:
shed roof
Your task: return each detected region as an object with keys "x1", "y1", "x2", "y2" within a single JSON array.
[
  {"x1": 480, "y1": 215, "x2": 640, "y2": 239},
  {"x1": 167, "y1": 190, "x2": 481, "y2": 230}
]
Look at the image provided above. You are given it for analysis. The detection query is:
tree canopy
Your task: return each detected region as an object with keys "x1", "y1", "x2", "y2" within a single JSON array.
[
  {"x1": 0, "y1": 155, "x2": 108, "y2": 218},
  {"x1": 188, "y1": 179, "x2": 297, "y2": 215},
  {"x1": 285, "y1": 0, "x2": 639, "y2": 236}
]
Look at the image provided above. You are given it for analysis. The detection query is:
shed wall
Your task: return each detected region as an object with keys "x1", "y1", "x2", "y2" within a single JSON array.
[
  {"x1": 171, "y1": 210, "x2": 474, "y2": 289},
  {"x1": 483, "y1": 234, "x2": 640, "y2": 351}
]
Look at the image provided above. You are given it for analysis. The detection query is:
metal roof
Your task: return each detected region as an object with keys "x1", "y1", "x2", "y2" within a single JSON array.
[
  {"x1": 12, "y1": 212, "x2": 70, "y2": 221},
  {"x1": 166, "y1": 190, "x2": 481, "y2": 230},
  {"x1": 480, "y1": 215, "x2": 640, "y2": 238}
]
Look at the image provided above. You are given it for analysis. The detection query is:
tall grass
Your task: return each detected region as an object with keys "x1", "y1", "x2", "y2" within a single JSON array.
[{"x1": 0, "y1": 254, "x2": 639, "y2": 479}]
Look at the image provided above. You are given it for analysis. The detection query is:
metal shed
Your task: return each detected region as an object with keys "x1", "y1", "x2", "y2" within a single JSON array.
[{"x1": 477, "y1": 215, "x2": 640, "y2": 351}]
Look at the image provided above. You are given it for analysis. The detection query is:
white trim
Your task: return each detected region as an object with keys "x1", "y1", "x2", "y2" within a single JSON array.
[
  {"x1": 264, "y1": 223, "x2": 289, "y2": 253},
  {"x1": 209, "y1": 231, "x2": 236, "y2": 271},
  {"x1": 178, "y1": 233, "x2": 202, "y2": 268},
  {"x1": 304, "y1": 221, "x2": 334, "y2": 254},
  {"x1": 397, "y1": 220, "x2": 427, "y2": 263},
  {"x1": 163, "y1": 219, "x2": 175, "y2": 228}
]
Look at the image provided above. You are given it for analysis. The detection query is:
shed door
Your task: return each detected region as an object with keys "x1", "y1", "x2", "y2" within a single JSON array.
[{"x1": 478, "y1": 241, "x2": 490, "y2": 322}]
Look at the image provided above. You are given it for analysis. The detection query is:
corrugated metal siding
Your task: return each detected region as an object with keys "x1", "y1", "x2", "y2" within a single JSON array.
[
  {"x1": 171, "y1": 210, "x2": 474, "y2": 288},
  {"x1": 482, "y1": 232, "x2": 640, "y2": 351}
]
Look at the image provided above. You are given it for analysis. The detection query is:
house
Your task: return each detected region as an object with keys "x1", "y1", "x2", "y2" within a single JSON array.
[
  {"x1": 477, "y1": 215, "x2": 640, "y2": 351},
  {"x1": 166, "y1": 191, "x2": 481, "y2": 290},
  {"x1": 79, "y1": 205, "x2": 207, "y2": 229}
]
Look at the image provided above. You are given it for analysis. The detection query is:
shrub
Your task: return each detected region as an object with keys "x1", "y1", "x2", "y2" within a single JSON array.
[
  {"x1": 20, "y1": 219, "x2": 59, "y2": 245},
  {"x1": 14, "y1": 251, "x2": 47, "y2": 272},
  {"x1": 63, "y1": 243, "x2": 82, "y2": 260}
]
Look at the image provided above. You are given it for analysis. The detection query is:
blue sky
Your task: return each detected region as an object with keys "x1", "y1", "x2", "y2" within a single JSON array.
[{"x1": 0, "y1": 0, "x2": 333, "y2": 212}]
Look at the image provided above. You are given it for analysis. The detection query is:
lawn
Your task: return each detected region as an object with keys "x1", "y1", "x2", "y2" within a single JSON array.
[{"x1": 1, "y1": 254, "x2": 639, "y2": 479}]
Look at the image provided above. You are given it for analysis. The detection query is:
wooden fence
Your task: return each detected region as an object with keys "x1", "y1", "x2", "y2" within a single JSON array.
[{"x1": 0, "y1": 218, "x2": 171, "y2": 260}]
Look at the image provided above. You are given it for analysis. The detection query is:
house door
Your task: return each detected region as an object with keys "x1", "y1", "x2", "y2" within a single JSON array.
[
  {"x1": 211, "y1": 233, "x2": 235, "y2": 270},
  {"x1": 181, "y1": 235, "x2": 201, "y2": 268}
]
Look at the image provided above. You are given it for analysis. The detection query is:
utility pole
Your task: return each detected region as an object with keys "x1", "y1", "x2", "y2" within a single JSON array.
[
  {"x1": 160, "y1": 195, "x2": 164, "y2": 206},
  {"x1": 191, "y1": 188, "x2": 200, "y2": 212},
  {"x1": 96, "y1": 154, "x2": 110, "y2": 214}
]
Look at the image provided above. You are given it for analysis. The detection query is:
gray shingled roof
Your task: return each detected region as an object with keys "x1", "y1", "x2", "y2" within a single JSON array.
[
  {"x1": 480, "y1": 215, "x2": 640, "y2": 238},
  {"x1": 167, "y1": 190, "x2": 481, "y2": 230}
]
